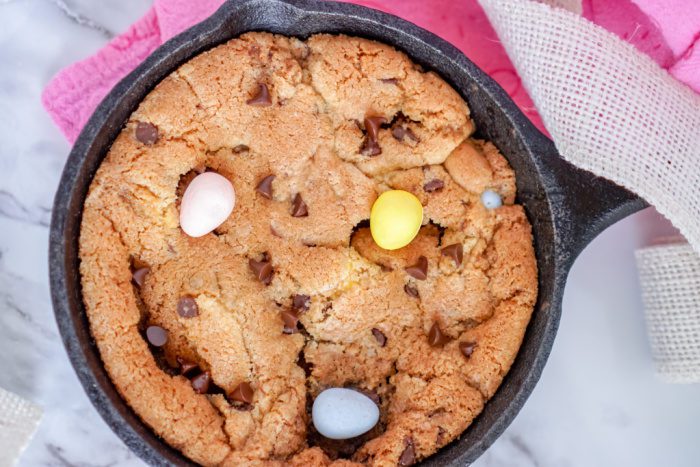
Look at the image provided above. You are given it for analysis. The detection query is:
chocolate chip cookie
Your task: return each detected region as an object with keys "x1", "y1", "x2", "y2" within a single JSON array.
[{"x1": 79, "y1": 32, "x2": 537, "y2": 466}]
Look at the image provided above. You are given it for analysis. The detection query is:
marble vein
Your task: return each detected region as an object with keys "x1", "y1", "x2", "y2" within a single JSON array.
[
  {"x1": 509, "y1": 435, "x2": 540, "y2": 467},
  {"x1": 0, "y1": 0, "x2": 115, "y2": 38},
  {"x1": 3, "y1": 294, "x2": 57, "y2": 340},
  {"x1": 46, "y1": 0, "x2": 115, "y2": 39},
  {"x1": 0, "y1": 190, "x2": 51, "y2": 228}
]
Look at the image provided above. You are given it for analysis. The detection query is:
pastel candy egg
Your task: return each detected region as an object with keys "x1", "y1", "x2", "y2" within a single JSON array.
[
  {"x1": 370, "y1": 190, "x2": 423, "y2": 250},
  {"x1": 180, "y1": 172, "x2": 235, "y2": 237},
  {"x1": 481, "y1": 189, "x2": 502, "y2": 210},
  {"x1": 312, "y1": 388, "x2": 380, "y2": 440}
]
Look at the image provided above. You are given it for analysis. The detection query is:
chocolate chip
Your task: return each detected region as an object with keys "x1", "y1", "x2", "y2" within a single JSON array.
[
  {"x1": 146, "y1": 325, "x2": 168, "y2": 347},
  {"x1": 360, "y1": 138, "x2": 382, "y2": 157},
  {"x1": 404, "y1": 284, "x2": 419, "y2": 298},
  {"x1": 135, "y1": 122, "x2": 159, "y2": 145},
  {"x1": 249, "y1": 258, "x2": 273, "y2": 285},
  {"x1": 405, "y1": 256, "x2": 428, "y2": 280},
  {"x1": 291, "y1": 193, "x2": 308, "y2": 217},
  {"x1": 230, "y1": 382, "x2": 254, "y2": 404},
  {"x1": 361, "y1": 115, "x2": 387, "y2": 157},
  {"x1": 256, "y1": 174, "x2": 275, "y2": 199},
  {"x1": 399, "y1": 437, "x2": 416, "y2": 466},
  {"x1": 391, "y1": 113, "x2": 420, "y2": 143},
  {"x1": 292, "y1": 294, "x2": 310, "y2": 311},
  {"x1": 177, "y1": 296, "x2": 198, "y2": 318},
  {"x1": 371, "y1": 328, "x2": 387, "y2": 347},
  {"x1": 437, "y1": 427, "x2": 447, "y2": 445},
  {"x1": 441, "y1": 243, "x2": 463, "y2": 267},
  {"x1": 459, "y1": 341, "x2": 477, "y2": 359},
  {"x1": 428, "y1": 323, "x2": 451, "y2": 347},
  {"x1": 424, "y1": 179, "x2": 445, "y2": 193},
  {"x1": 190, "y1": 371, "x2": 211, "y2": 394},
  {"x1": 364, "y1": 116, "x2": 386, "y2": 142},
  {"x1": 392, "y1": 126, "x2": 407, "y2": 141},
  {"x1": 177, "y1": 357, "x2": 199, "y2": 376},
  {"x1": 233, "y1": 144, "x2": 249, "y2": 153},
  {"x1": 270, "y1": 224, "x2": 283, "y2": 238},
  {"x1": 380, "y1": 78, "x2": 398, "y2": 85},
  {"x1": 281, "y1": 309, "x2": 299, "y2": 334},
  {"x1": 132, "y1": 267, "x2": 149, "y2": 288},
  {"x1": 246, "y1": 83, "x2": 272, "y2": 106},
  {"x1": 392, "y1": 125, "x2": 419, "y2": 143}
]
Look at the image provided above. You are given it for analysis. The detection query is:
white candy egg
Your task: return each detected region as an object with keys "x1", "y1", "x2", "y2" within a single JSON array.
[
  {"x1": 179, "y1": 172, "x2": 235, "y2": 237},
  {"x1": 481, "y1": 189, "x2": 502, "y2": 209},
  {"x1": 312, "y1": 388, "x2": 380, "y2": 440}
]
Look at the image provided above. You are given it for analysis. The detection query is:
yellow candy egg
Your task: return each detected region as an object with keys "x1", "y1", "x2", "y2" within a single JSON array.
[{"x1": 370, "y1": 190, "x2": 423, "y2": 250}]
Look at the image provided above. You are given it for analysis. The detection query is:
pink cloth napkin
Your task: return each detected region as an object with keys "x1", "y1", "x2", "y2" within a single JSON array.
[{"x1": 42, "y1": 0, "x2": 700, "y2": 144}]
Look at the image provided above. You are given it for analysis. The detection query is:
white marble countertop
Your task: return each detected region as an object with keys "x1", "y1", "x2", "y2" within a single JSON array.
[{"x1": 1, "y1": 1, "x2": 699, "y2": 466}]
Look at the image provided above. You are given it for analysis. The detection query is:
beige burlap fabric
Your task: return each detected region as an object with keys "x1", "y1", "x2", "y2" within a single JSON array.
[
  {"x1": 479, "y1": 0, "x2": 700, "y2": 382},
  {"x1": 542, "y1": 0, "x2": 581, "y2": 14},
  {"x1": 0, "y1": 387, "x2": 42, "y2": 467}
]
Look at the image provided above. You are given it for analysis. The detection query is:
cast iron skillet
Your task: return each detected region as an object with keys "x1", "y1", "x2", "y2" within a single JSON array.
[{"x1": 49, "y1": 0, "x2": 646, "y2": 465}]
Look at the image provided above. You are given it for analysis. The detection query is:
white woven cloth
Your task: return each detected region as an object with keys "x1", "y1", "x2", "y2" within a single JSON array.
[
  {"x1": 479, "y1": 0, "x2": 700, "y2": 382},
  {"x1": 0, "y1": 387, "x2": 42, "y2": 467},
  {"x1": 636, "y1": 243, "x2": 700, "y2": 383}
]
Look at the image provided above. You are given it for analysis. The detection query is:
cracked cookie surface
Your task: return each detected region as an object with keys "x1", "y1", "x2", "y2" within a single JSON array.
[{"x1": 79, "y1": 32, "x2": 537, "y2": 466}]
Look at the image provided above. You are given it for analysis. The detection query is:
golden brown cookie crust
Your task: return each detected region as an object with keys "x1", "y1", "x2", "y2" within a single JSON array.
[{"x1": 79, "y1": 32, "x2": 537, "y2": 466}]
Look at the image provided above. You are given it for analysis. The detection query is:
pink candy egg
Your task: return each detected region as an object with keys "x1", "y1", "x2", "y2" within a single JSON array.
[{"x1": 179, "y1": 172, "x2": 235, "y2": 237}]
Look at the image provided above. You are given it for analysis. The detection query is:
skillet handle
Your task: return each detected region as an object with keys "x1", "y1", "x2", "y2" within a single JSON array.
[{"x1": 530, "y1": 131, "x2": 647, "y2": 267}]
